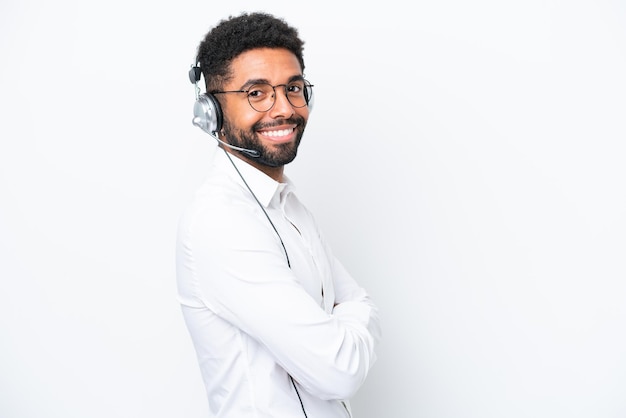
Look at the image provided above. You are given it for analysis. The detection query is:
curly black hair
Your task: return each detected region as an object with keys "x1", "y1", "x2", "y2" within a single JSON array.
[{"x1": 196, "y1": 12, "x2": 306, "y2": 92}]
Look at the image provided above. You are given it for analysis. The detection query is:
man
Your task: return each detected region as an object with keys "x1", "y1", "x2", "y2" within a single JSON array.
[{"x1": 176, "y1": 12, "x2": 381, "y2": 418}]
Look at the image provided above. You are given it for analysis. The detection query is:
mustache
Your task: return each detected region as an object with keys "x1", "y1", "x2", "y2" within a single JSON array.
[{"x1": 253, "y1": 115, "x2": 306, "y2": 131}]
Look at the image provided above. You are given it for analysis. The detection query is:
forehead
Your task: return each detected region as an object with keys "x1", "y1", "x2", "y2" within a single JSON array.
[{"x1": 227, "y1": 48, "x2": 303, "y2": 86}]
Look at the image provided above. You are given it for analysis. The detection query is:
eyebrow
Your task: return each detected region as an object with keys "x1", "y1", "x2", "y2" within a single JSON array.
[{"x1": 240, "y1": 74, "x2": 305, "y2": 89}]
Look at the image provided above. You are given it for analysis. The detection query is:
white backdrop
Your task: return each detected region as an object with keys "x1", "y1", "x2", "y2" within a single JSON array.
[{"x1": 1, "y1": 1, "x2": 625, "y2": 417}]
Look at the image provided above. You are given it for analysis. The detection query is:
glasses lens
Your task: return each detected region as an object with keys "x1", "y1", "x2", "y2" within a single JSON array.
[
  {"x1": 302, "y1": 81, "x2": 313, "y2": 107},
  {"x1": 246, "y1": 83, "x2": 274, "y2": 112},
  {"x1": 285, "y1": 81, "x2": 307, "y2": 108}
]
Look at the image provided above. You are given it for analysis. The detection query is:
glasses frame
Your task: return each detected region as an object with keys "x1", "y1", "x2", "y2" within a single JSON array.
[{"x1": 211, "y1": 80, "x2": 314, "y2": 112}]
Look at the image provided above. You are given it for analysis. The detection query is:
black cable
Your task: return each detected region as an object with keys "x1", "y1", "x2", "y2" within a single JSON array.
[
  {"x1": 291, "y1": 376, "x2": 309, "y2": 418},
  {"x1": 223, "y1": 148, "x2": 291, "y2": 268},
  {"x1": 224, "y1": 148, "x2": 308, "y2": 417}
]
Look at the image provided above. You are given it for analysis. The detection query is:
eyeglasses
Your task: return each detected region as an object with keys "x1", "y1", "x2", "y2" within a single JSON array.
[{"x1": 211, "y1": 79, "x2": 314, "y2": 112}]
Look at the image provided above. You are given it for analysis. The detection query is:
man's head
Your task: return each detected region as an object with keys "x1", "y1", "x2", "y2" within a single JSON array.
[
  {"x1": 195, "y1": 12, "x2": 311, "y2": 179},
  {"x1": 196, "y1": 12, "x2": 306, "y2": 93}
]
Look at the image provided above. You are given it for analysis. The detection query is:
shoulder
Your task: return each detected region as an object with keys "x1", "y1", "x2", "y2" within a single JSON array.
[{"x1": 178, "y1": 174, "x2": 273, "y2": 248}]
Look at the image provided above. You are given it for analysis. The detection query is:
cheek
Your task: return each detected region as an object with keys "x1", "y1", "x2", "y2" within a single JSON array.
[
  {"x1": 297, "y1": 107, "x2": 310, "y2": 119},
  {"x1": 222, "y1": 101, "x2": 262, "y2": 130},
  {"x1": 289, "y1": 104, "x2": 309, "y2": 119},
  {"x1": 239, "y1": 113, "x2": 264, "y2": 129},
  {"x1": 295, "y1": 108, "x2": 310, "y2": 127}
]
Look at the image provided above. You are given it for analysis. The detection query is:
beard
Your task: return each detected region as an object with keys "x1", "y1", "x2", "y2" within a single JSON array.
[{"x1": 221, "y1": 116, "x2": 306, "y2": 167}]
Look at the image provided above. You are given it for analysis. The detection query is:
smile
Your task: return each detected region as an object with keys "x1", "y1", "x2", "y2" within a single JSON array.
[{"x1": 261, "y1": 128, "x2": 294, "y2": 138}]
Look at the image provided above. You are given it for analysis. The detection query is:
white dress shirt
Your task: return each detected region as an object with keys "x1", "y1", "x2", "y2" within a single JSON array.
[{"x1": 176, "y1": 147, "x2": 381, "y2": 418}]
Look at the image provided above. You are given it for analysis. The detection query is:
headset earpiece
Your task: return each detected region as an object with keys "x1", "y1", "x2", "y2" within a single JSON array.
[
  {"x1": 189, "y1": 65, "x2": 223, "y2": 134},
  {"x1": 192, "y1": 93, "x2": 223, "y2": 134}
]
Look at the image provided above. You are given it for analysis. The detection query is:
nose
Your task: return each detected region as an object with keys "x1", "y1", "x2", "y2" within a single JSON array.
[{"x1": 269, "y1": 85, "x2": 294, "y2": 118}]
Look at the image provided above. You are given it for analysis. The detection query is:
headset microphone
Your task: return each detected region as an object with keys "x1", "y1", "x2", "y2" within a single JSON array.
[{"x1": 204, "y1": 128, "x2": 261, "y2": 158}]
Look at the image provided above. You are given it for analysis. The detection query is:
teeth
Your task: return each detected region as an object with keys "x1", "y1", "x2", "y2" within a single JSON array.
[{"x1": 264, "y1": 128, "x2": 292, "y2": 137}]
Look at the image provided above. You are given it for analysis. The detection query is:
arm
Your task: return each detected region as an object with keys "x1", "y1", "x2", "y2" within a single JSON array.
[{"x1": 186, "y1": 204, "x2": 380, "y2": 400}]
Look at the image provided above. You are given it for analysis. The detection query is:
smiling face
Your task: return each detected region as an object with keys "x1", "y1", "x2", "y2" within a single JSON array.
[{"x1": 217, "y1": 48, "x2": 310, "y2": 181}]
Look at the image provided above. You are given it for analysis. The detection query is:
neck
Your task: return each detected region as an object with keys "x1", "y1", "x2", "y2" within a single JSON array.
[
  {"x1": 223, "y1": 147, "x2": 284, "y2": 182},
  {"x1": 255, "y1": 162, "x2": 284, "y2": 182}
]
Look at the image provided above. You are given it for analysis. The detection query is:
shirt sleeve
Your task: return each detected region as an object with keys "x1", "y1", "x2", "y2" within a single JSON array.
[
  {"x1": 184, "y1": 199, "x2": 380, "y2": 401},
  {"x1": 330, "y1": 255, "x2": 381, "y2": 350}
]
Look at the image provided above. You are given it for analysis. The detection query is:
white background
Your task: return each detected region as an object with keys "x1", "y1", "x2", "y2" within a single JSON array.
[{"x1": 1, "y1": 1, "x2": 625, "y2": 417}]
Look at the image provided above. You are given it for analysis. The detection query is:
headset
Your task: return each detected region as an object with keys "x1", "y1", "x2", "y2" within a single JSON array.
[
  {"x1": 188, "y1": 65, "x2": 224, "y2": 135},
  {"x1": 188, "y1": 64, "x2": 310, "y2": 418}
]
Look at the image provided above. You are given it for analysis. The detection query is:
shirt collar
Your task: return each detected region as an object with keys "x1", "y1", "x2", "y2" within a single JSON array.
[{"x1": 213, "y1": 147, "x2": 296, "y2": 208}]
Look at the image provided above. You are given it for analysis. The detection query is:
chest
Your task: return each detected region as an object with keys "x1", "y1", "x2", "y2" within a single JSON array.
[{"x1": 269, "y1": 203, "x2": 335, "y2": 313}]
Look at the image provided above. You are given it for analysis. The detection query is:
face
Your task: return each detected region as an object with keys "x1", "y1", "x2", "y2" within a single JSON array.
[{"x1": 218, "y1": 48, "x2": 310, "y2": 177}]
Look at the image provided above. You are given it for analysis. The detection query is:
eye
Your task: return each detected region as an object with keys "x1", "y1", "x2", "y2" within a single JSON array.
[
  {"x1": 247, "y1": 84, "x2": 271, "y2": 101},
  {"x1": 286, "y1": 82, "x2": 304, "y2": 95}
]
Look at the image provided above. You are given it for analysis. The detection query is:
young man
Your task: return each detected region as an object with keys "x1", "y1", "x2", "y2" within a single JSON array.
[{"x1": 176, "y1": 12, "x2": 381, "y2": 418}]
